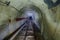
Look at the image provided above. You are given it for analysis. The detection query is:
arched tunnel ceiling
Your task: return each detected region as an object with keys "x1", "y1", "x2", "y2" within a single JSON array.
[
  {"x1": 0, "y1": 0, "x2": 59, "y2": 25},
  {"x1": 0, "y1": 0, "x2": 60, "y2": 40},
  {"x1": 0, "y1": 0, "x2": 49, "y2": 25}
]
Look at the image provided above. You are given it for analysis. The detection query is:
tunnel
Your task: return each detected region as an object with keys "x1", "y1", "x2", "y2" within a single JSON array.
[{"x1": 0, "y1": 0, "x2": 60, "y2": 40}]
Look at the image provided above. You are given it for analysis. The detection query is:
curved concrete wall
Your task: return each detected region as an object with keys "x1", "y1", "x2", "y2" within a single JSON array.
[{"x1": 0, "y1": 0, "x2": 60, "y2": 40}]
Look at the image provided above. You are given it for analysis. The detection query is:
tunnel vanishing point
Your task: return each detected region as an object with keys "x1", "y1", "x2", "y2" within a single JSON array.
[{"x1": 0, "y1": 0, "x2": 60, "y2": 40}]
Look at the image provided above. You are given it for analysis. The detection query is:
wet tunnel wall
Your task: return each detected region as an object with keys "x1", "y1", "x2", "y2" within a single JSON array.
[{"x1": 0, "y1": 0, "x2": 60, "y2": 40}]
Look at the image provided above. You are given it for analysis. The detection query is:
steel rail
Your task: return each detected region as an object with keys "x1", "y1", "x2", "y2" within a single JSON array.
[
  {"x1": 23, "y1": 25, "x2": 28, "y2": 40},
  {"x1": 3, "y1": 20, "x2": 36, "y2": 40},
  {"x1": 9, "y1": 23, "x2": 26, "y2": 40},
  {"x1": 14, "y1": 21, "x2": 35, "y2": 40},
  {"x1": 3, "y1": 21, "x2": 27, "y2": 40}
]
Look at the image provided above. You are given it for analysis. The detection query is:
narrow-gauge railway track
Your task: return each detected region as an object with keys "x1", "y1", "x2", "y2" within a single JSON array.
[
  {"x1": 13, "y1": 22, "x2": 35, "y2": 40},
  {"x1": 3, "y1": 20, "x2": 36, "y2": 40}
]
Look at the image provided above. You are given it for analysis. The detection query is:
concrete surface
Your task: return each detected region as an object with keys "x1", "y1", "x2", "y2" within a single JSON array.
[{"x1": 0, "y1": 0, "x2": 60, "y2": 40}]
